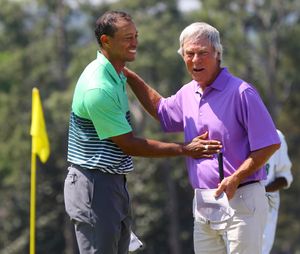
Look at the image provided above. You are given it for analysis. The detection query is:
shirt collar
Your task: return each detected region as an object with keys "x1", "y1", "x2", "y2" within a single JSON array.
[
  {"x1": 194, "y1": 67, "x2": 230, "y2": 94},
  {"x1": 96, "y1": 51, "x2": 127, "y2": 84}
]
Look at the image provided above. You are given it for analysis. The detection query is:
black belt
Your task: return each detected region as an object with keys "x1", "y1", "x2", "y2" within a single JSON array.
[
  {"x1": 238, "y1": 180, "x2": 259, "y2": 189},
  {"x1": 69, "y1": 164, "x2": 125, "y2": 177},
  {"x1": 69, "y1": 164, "x2": 104, "y2": 173}
]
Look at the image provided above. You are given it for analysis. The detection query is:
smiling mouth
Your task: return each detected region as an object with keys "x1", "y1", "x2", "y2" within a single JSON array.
[
  {"x1": 193, "y1": 68, "x2": 204, "y2": 72},
  {"x1": 129, "y1": 49, "x2": 137, "y2": 54}
]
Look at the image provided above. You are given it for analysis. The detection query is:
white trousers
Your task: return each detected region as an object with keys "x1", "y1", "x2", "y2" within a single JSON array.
[{"x1": 193, "y1": 182, "x2": 268, "y2": 254}]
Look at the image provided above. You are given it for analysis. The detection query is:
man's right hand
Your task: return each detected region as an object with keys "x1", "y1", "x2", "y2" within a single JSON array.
[{"x1": 183, "y1": 132, "x2": 222, "y2": 158}]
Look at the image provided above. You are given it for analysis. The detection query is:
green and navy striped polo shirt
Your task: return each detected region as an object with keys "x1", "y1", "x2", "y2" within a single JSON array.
[{"x1": 67, "y1": 52, "x2": 133, "y2": 174}]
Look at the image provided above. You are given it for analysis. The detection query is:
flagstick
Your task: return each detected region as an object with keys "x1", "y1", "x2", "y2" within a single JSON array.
[
  {"x1": 30, "y1": 150, "x2": 37, "y2": 254},
  {"x1": 30, "y1": 87, "x2": 50, "y2": 253}
]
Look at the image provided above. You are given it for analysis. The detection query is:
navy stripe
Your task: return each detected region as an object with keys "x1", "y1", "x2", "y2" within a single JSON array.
[{"x1": 67, "y1": 112, "x2": 133, "y2": 174}]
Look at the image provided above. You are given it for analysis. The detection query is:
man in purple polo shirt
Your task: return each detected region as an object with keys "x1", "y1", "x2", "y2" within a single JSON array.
[{"x1": 125, "y1": 22, "x2": 280, "y2": 254}]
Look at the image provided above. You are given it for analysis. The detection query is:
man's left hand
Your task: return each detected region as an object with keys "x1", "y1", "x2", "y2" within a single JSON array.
[{"x1": 215, "y1": 175, "x2": 240, "y2": 200}]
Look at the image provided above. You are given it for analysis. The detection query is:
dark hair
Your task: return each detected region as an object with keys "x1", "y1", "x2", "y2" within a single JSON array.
[{"x1": 94, "y1": 10, "x2": 133, "y2": 47}]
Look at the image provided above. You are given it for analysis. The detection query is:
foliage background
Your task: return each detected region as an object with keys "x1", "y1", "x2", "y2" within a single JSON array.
[{"x1": 0, "y1": 0, "x2": 299, "y2": 253}]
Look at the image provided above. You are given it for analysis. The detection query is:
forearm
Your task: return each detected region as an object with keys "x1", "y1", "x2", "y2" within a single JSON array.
[
  {"x1": 125, "y1": 68, "x2": 162, "y2": 120},
  {"x1": 119, "y1": 136, "x2": 185, "y2": 157},
  {"x1": 232, "y1": 143, "x2": 281, "y2": 184},
  {"x1": 111, "y1": 131, "x2": 222, "y2": 159}
]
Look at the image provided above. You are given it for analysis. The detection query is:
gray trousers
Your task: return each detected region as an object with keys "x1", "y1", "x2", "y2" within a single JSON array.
[{"x1": 64, "y1": 164, "x2": 132, "y2": 254}]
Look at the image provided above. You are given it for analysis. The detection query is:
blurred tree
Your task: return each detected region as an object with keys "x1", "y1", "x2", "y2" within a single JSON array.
[{"x1": 0, "y1": 0, "x2": 76, "y2": 253}]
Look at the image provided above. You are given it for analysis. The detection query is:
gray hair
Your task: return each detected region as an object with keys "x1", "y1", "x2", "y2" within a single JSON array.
[{"x1": 177, "y1": 22, "x2": 223, "y2": 61}]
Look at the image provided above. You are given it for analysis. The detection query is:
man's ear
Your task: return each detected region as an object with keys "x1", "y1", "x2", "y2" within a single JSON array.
[{"x1": 100, "y1": 34, "x2": 109, "y2": 47}]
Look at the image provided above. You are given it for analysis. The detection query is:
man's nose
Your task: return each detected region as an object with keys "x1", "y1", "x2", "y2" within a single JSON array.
[
  {"x1": 132, "y1": 37, "x2": 138, "y2": 47},
  {"x1": 192, "y1": 53, "x2": 202, "y2": 62}
]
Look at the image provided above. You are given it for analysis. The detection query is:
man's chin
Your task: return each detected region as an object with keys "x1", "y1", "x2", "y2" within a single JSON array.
[
  {"x1": 192, "y1": 75, "x2": 203, "y2": 82},
  {"x1": 127, "y1": 56, "x2": 136, "y2": 62}
]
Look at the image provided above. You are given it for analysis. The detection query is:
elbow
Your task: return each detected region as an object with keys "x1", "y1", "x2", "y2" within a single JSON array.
[
  {"x1": 110, "y1": 132, "x2": 139, "y2": 156},
  {"x1": 115, "y1": 141, "x2": 135, "y2": 155},
  {"x1": 274, "y1": 142, "x2": 281, "y2": 152},
  {"x1": 268, "y1": 143, "x2": 280, "y2": 155},
  {"x1": 120, "y1": 145, "x2": 135, "y2": 156},
  {"x1": 266, "y1": 143, "x2": 281, "y2": 159},
  {"x1": 261, "y1": 142, "x2": 281, "y2": 157}
]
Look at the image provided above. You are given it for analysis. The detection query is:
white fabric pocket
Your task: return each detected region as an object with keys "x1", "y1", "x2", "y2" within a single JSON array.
[{"x1": 193, "y1": 189, "x2": 234, "y2": 230}]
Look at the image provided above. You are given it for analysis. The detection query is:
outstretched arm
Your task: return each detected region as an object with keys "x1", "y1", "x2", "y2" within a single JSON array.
[
  {"x1": 124, "y1": 67, "x2": 161, "y2": 120},
  {"x1": 111, "y1": 131, "x2": 222, "y2": 159}
]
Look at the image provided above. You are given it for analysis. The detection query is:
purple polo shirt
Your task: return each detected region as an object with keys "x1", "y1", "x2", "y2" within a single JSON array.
[{"x1": 158, "y1": 68, "x2": 280, "y2": 189}]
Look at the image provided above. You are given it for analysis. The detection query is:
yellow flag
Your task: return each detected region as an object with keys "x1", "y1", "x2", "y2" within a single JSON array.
[{"x1": 30, "y1": 88, "x2": 50, "y2": 163}]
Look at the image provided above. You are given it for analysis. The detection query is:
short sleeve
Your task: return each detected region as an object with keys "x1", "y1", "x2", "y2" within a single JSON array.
[
  {"x1": 84, "y1": 88, "x2": 132, "y2": 139},
  {"x1": 238, "y1": 87, "x2": 280, "y2": 151},
  {"x1": 158, "y1": 93, "x2": 184, "y2": 132}
]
